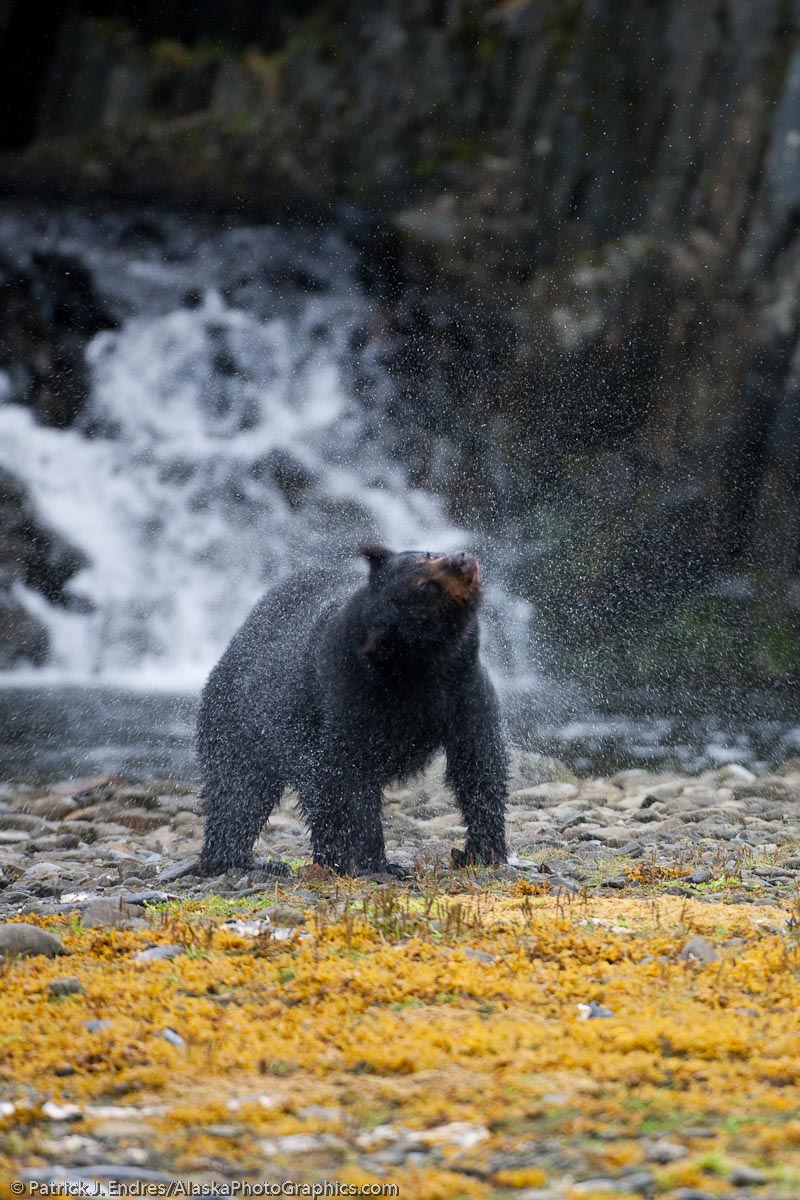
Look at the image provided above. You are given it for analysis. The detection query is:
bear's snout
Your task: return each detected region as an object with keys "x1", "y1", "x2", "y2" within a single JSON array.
[
  {"x1": 426, "y1": 551, "x2": 481, "y2": 604},
  {"x1": 446, "y1": 552, "x2": 480, "y2": 586}
]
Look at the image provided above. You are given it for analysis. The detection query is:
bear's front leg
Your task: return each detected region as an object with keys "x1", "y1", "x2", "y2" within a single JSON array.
[{"x1": 445, "y1": 673, "x2": 508, "y2": 866}]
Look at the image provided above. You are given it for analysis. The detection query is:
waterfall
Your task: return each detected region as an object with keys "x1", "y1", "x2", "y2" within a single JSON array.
[{"x1": 0, "y1": 209, "x2": 538, "y2": 692}]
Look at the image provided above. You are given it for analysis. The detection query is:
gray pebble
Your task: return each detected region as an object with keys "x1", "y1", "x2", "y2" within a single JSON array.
[
  {"x1": 0, "y1": 813, "x2": 49, "y2": 833},
  {"x1": 728, "y1": 1164, "x2": 767, "y2": 1186},
  {"x1": 642, "y1": 1138, "x2": 688, "y2": 1163},
  {"x1": 298, "y1": 1105, "x2": 347, "y2": 1123},
  {"x1": 463, "y1": 948, "x2": 497, "y2": 963},
  {"x1": 48, "y1": 977, "x2": 85, "y2": 997},
  {"x1": 124, "y1": 891, "x2": 178, "y2": 906},
  {"x1": 678, "y1": 935, "x2": 718, "y2": 964},
  {"x1": 0, "y1": 923, "x2": 68, "y2": 958},
  {"x1": 134, "y1": 944, "x2": 185, "y2": 963},
  {"x1": 616, "y1": 1170, "x2": 654, "y2": 1194},
  {"x1": 584, "y1": 1001, "x2": 615, "y2": 1018},
  {"x1": 28, "y1": 835, "x2": 82, "y2": 852},
  {"x1": 116, "y1": 861, "x2": 159, "y2": 882},
  {"x1": 570, "y1": 1180, "x2": 620, "y2": 1194},
  {"x1": 360, "y1": 1148, "x2": 411, "y2": 1169},
  {"x1": 160, "y1": 1027, "x2": 185, "y2": 1047},
  {"x1": 158, "y1": 858, "x2": 199, "y2": 884},
  {"x1": 548, "y1": 875, "x2": 582, "y2": 895},
  {"x1": 82, "y1": 898, "x2": 143, "y2": 928},
  {"x1": 265, "y1": 905, "x2": 306, "y2": 927},
  {"x1": 27, "y1": 795, "x2": 80, "y2": 821}
]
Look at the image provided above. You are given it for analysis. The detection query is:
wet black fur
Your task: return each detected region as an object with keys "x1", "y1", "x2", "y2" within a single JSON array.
[{"x1": 197, "y1": 547, "x2": 508, "y2": 876}]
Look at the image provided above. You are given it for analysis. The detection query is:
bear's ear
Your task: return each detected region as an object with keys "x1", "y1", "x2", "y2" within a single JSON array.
[{"x1": 359, "y1": 543, "x2": 393, "y2": 574}]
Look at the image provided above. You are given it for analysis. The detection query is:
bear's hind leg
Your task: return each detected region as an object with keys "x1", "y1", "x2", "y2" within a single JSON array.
[
  {"x1": 199, "y1": 766, "x2": 285, "y2": 875},
  {"x1": 445, "y1": 685, "x2": 508, "y2": 867}
]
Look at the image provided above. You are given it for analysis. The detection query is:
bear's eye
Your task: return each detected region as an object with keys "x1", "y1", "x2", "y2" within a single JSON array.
[{"x1": 418, "y1": 577, "x2": 440, "y2": 593}]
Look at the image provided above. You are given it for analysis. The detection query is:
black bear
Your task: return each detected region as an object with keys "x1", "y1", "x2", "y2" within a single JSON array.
[{"x1": 197, "y1": 545, "x2": 508, "y2": 877}]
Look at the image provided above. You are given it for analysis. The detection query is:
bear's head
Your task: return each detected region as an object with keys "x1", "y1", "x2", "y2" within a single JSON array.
[{"x1": 358, "y1": 544, "x2": 482, "y2": 661}]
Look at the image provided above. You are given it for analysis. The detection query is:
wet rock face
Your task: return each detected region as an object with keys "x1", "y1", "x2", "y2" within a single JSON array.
[
  {"x1": 0, "y1": 468, "x2": 87, "y2": 603},
  {"x1": 0, "y1": 922, "x2": 67, "y2": 957},
  {"x1": 0, "y1": 467, "x2": 88, "y2": 666},
  {"x1": 0, "y1": 592, "x2": 48, "y2": 668},
  {"x1": 0, "y1": 249, "x2": 116, "y2": 428},
  {"x1": 0, "y1": 244, "x2": 111, "y2": 665}
]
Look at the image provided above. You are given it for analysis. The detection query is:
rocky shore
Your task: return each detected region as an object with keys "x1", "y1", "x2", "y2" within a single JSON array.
[
  {"x1": 2, "y1": 755, "x2": 800, "y2": 1198},
  {"x1": 2, "y1": 753, "x2": 800, "y2": 919}
]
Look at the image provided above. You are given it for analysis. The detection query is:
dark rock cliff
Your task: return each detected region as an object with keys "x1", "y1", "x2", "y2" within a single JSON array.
[
  {"x1": 1, "y1": 0, "x2": 800, "y2": 685},
  {"x1": 0, "y1": 246, "x2": 111, "y2": 664},
  {"x1": 0, "y1": 467, "x2": 88, "y2": 667}
]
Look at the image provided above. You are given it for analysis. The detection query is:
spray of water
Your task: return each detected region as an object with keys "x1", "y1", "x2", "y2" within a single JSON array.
[{"x1": 0, "y1": 212, "x2": 538, "y2": 692}]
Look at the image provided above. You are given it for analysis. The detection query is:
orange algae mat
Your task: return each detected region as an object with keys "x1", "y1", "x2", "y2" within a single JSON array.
[{"x1": 1, "y1": 885, "x2": 800, "y2": 1199}]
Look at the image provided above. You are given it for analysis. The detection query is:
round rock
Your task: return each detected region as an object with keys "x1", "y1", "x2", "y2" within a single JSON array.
[{"x1": 0, "y1": 923, "x2": 68, "y2": 958}]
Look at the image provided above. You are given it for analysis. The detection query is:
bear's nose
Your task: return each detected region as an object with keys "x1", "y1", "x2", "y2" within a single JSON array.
[{"x1": 446, "y1": 552, "x2": 480, "y2": 585}]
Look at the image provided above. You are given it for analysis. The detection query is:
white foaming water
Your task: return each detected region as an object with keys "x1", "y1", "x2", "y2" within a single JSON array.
[{"x1": 0, "y1": 214, "x2": 538, "y2": 691}]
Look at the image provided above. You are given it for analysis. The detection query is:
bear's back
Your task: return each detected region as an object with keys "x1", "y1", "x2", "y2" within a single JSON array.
[{"x1": 198, "y1": 564, "x2": 356, "y2": 744}]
